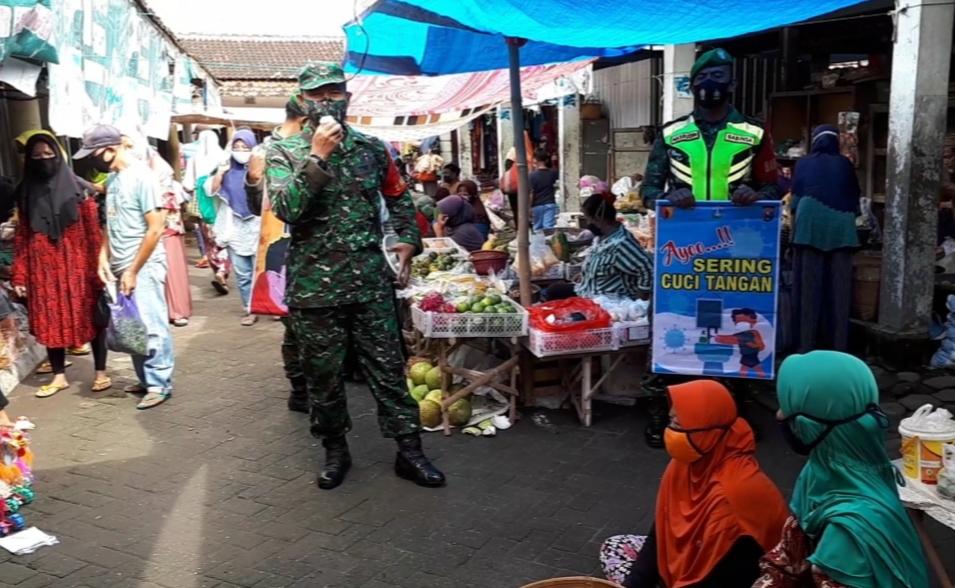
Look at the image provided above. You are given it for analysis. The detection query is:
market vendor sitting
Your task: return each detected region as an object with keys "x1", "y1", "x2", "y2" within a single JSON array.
[
  {"x1": 542, "y1": 193, "x2": 653, "y2": 301},
  {"x1": 433, "y1": 194, "x2": 485, "y2": 252}
]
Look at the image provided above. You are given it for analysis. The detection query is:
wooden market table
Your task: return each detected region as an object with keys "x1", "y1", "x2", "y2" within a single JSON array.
[
  {"x1": 434, "y1": 337, "x2": 521, "y2": 435},
  {"x1": 522, "y1": 338, "x2": 650, "y2": 427},
  {"x1": 894, "y1": 462, "x2": 955, "y2": 588}
]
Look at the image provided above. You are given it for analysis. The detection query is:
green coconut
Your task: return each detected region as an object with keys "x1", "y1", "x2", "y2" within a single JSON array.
[
  {"x1": 447, "y1": 398, "x2": 472, "y2": 427},
  {"x1": 411, "y1": 385, "x2": 430, "y2": 402},
  {"x1": 419, "y1": 400, "x2": 442, "y2": 428},
  {"x1": 409, "y1": 362, "x2": 433, "y2": 386},
  {"x1": 424, "y1": 366, "x2": 442, "y2": 390},
  {"x1": 424, "y1": 390, "x2": 444, "y2": 405}
]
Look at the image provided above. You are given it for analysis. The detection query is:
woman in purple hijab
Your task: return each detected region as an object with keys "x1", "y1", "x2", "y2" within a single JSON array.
[{"x1": 213, "y1": 129, "x2": 261, "y2": 326}]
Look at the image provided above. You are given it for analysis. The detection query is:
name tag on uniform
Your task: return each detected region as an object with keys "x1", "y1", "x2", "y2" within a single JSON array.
[
  {"x1": 725, "y1": 133, "x2": 756, "y2": 145},
  {"x1": 670, "y1": 131, "x2": 701, "y2": 144}
]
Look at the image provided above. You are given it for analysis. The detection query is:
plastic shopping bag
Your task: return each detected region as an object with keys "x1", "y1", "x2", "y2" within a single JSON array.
[
  {"x1": 106, "y1": 291, "x2": 149, "y2": 356},
  {"x1": 529, "y1": 297, "x2": 612, "y2": 333}
]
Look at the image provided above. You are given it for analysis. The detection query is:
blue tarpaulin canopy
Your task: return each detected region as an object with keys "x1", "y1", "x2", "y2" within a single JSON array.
[
  {"x1": 343, "y1": 0, "x2": 865, "y2": 76},
  {"x1": 342, "y1": 0, "x2": 866, "y2": 304}
]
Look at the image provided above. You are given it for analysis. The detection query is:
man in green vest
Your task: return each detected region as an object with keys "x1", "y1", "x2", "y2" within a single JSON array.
[
  {"x1": 641, "y1": 48, "x2": 780, "y2": 209},
  {"x1": 640, "y1": 48, "x2": 780, "y2": 448}
]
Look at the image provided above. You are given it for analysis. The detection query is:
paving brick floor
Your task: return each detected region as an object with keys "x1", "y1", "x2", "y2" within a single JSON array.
[{"x1": 1, "y1": 265, "x2": 953, "y2": 587}]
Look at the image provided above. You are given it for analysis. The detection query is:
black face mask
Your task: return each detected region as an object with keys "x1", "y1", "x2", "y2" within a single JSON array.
[
  {"x1": 587, "y1": 223, "x2": 604, "y2": 237},
  {"x1": 778, "y1": 404, "x2": 888, "y2": 455},
  {"x1": 91, "y1": 151, "x2": 114, "y2": 173},
  {"x1": 694, "y1": 79, "x2": 731, "y2": 109},
  {"x1": 28, "y1": 158, "x2": 57, "y2": 179},
  {"x1": 442, "y1": 175, "x2": 455, "y2": 184}
]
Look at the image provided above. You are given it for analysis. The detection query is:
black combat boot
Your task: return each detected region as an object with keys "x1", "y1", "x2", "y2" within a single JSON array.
[
  {"x1": 395, "y1": 433, "x2": 445, "y2": 487},
  {"x1": 317, "y1": 436, "x2": 351, "y2": 490}
]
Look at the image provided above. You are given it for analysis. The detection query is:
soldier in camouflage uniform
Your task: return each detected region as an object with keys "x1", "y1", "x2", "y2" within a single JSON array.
[{"x1": 267, "y1": 63, "x2": 445, "y2": 490}]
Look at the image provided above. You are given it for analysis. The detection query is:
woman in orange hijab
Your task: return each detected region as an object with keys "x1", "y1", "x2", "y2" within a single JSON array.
[{"x1": 600, "y1": 380, "x2": 788, "y2": 587}]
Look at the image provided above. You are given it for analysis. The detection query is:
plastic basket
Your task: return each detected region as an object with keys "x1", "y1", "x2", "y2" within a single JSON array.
[
  {"x1": 615, "y1": 321, "x2": 651, "y2": 348},
  {"x1": 412, "y1": 295, "x2": 528, "y2": 339},
  {"x1": 527, "y1": 326, "x2": 617, "y2": 357}
]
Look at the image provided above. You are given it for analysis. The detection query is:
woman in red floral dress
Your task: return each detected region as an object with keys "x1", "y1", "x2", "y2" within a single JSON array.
[{"x1": 11, "y1": 132, "x2": 109, "y2": 398}]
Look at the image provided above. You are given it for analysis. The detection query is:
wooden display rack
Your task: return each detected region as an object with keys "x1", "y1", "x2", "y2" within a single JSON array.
[{"x1": 432, "y1": 337, "x2": 521, "y2": 436}]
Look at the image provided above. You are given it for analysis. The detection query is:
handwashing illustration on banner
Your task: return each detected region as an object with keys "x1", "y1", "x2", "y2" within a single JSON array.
[{"x1": 652, "y1": 202, "x2": 781, "y2": 380}]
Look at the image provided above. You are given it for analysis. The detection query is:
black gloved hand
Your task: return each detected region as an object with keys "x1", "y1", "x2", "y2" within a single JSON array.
[
  {"x1": 667, "y1": 187, "x2": 695, "y2": 209},
  {"x1": 731, "y1": 185, "x2": 760, "y2": 206}
]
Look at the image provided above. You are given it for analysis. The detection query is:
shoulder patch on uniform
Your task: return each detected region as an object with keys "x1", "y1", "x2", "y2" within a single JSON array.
[
  {"x1": 725, "y1": 133, "x2": 756, "y2": 145},
  {"x1": 662, "y1": 114, "x2": 693, "y2": 130},
  {"x1": 670, "y1": 130, "x2": 701, "y2": 145}
]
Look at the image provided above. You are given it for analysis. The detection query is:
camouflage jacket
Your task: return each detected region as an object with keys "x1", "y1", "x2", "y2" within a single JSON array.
[{"x1": 266, "y1": 126, "x2": 420, "y2": 309}]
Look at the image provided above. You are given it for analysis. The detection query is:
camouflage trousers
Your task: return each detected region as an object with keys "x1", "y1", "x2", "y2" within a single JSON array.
[
  {"x1": 288, "y1": 296, "x2": 420, "y2": 440},
  {"x1": 280, "y1": 317, "x2": 307, "y2": 401}
]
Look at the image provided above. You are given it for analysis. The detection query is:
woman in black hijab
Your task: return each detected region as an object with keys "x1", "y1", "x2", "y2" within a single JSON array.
[{"x1": 11, "y1": 132, "x2": 109, "y2": 398}]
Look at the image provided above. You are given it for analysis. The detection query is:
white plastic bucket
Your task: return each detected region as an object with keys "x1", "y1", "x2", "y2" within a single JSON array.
[{"x1": 899, "y1": 404, "x2": 955, "y2": 484}]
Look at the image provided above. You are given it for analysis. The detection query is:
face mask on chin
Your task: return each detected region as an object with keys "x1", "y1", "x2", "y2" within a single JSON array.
[
  {"x1": 303, "y1": 97, "x2": 348, "y2": 127},
  {"x1": 694, "y1": 79, "x2": 731, "y2": 109}
]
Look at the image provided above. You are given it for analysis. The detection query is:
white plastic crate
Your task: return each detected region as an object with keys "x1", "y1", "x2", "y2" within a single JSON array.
[
  {"x1": 614, "y1": 321, "x2": 651, "y2": 348},
  {"x1": 412, "y1": 295, "x2": 528, "y2": 339},
  {"x1": 526, "y1": 326, "x2": 617, "y2": 358}
]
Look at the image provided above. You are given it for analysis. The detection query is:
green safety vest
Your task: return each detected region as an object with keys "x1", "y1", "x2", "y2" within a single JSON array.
[{"x1": 662, "y1": 117, "x2": 765, "y2": 201}]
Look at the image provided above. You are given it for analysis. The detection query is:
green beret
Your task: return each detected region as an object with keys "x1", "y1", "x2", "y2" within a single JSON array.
[
  {"x1": 298, "y1": 62, "x2": 346, "y2": 91},
  {"x1": 690, "y1": 48, "x2": 734, "y2": 80}
]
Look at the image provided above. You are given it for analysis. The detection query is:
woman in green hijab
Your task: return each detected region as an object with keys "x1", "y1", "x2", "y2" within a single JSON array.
[{"x1": 754, "y1": 350, "x2": 929, "y2": 588}]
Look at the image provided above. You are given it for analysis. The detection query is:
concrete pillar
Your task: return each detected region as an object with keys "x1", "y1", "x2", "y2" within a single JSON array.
[
  {"x1": 878, "y1": 0, "x2": 954, "y2": 336},
  {"x1": 497, "y1": 103, "x2": 515, "y2": 177},
  {"x1": 662, "y1": 44, "x2": 696, "y2": 122},
  {"x1": 559, "y1": 93, "x2": 582, "y2": 212},
  {"x1": 457, "y1": 125, "x2": 474, "y2": 179}
]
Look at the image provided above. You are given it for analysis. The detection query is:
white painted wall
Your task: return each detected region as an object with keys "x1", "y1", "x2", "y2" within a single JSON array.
[{"x1": 663, "y1": 44, "x2": 696, "y2": 122}]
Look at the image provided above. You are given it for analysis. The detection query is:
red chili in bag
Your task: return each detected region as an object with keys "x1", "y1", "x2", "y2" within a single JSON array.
[{"x1": 529, "y1": 297, "x2": 612, "y2": 333}]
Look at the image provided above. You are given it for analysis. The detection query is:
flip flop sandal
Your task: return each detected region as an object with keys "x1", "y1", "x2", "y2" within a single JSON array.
[
  {"x1": 36, "y1": 383, "x2": 69, "y2": 398},
  {"x1": 66, "y1": 345, "x2": 91, "y2": 356},
  {"x1": 137, "y1": 391, "x2": 170, "y2": 410},
  {"x1": 211, "y1": 280, "x2": 229, "y2": 296},
  {"x1": 36, "y1": 360, "x2": 72, "y2": 375},
  {"x1": 91, "y1": 377, "x2": 113, "y2": 392},
  {"x1": 124, "y1": 384, "x2": 147, "y2": 395}
]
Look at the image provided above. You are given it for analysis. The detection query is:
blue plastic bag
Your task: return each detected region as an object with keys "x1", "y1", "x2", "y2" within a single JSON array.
[{"x1": 105, "y1": 292, "x2": 149, "y2": 356}]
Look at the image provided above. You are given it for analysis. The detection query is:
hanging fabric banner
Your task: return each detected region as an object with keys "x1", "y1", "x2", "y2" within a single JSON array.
[
  {"x1": 47, "y1": 0, "x2": 196, "y2": 139},
  {"x1": 0, "y1": 0, "x2": 57, "y2": 64},
  {"x1": 652, "y1": 202, "x2": 781, "y2": 380}
]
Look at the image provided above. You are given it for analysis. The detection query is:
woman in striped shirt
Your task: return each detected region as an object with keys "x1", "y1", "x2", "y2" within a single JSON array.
[{"x1": 576, "y1": 194, "x2": 654, "y2": 300}]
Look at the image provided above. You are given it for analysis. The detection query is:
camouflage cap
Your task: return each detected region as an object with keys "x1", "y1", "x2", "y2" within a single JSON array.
[
  {"x1": 690, "y1": 48, "x2": 734, "y2": 80},
  {"x1": 298, "y1": 62, "x2": 346, "y2": 91}
]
